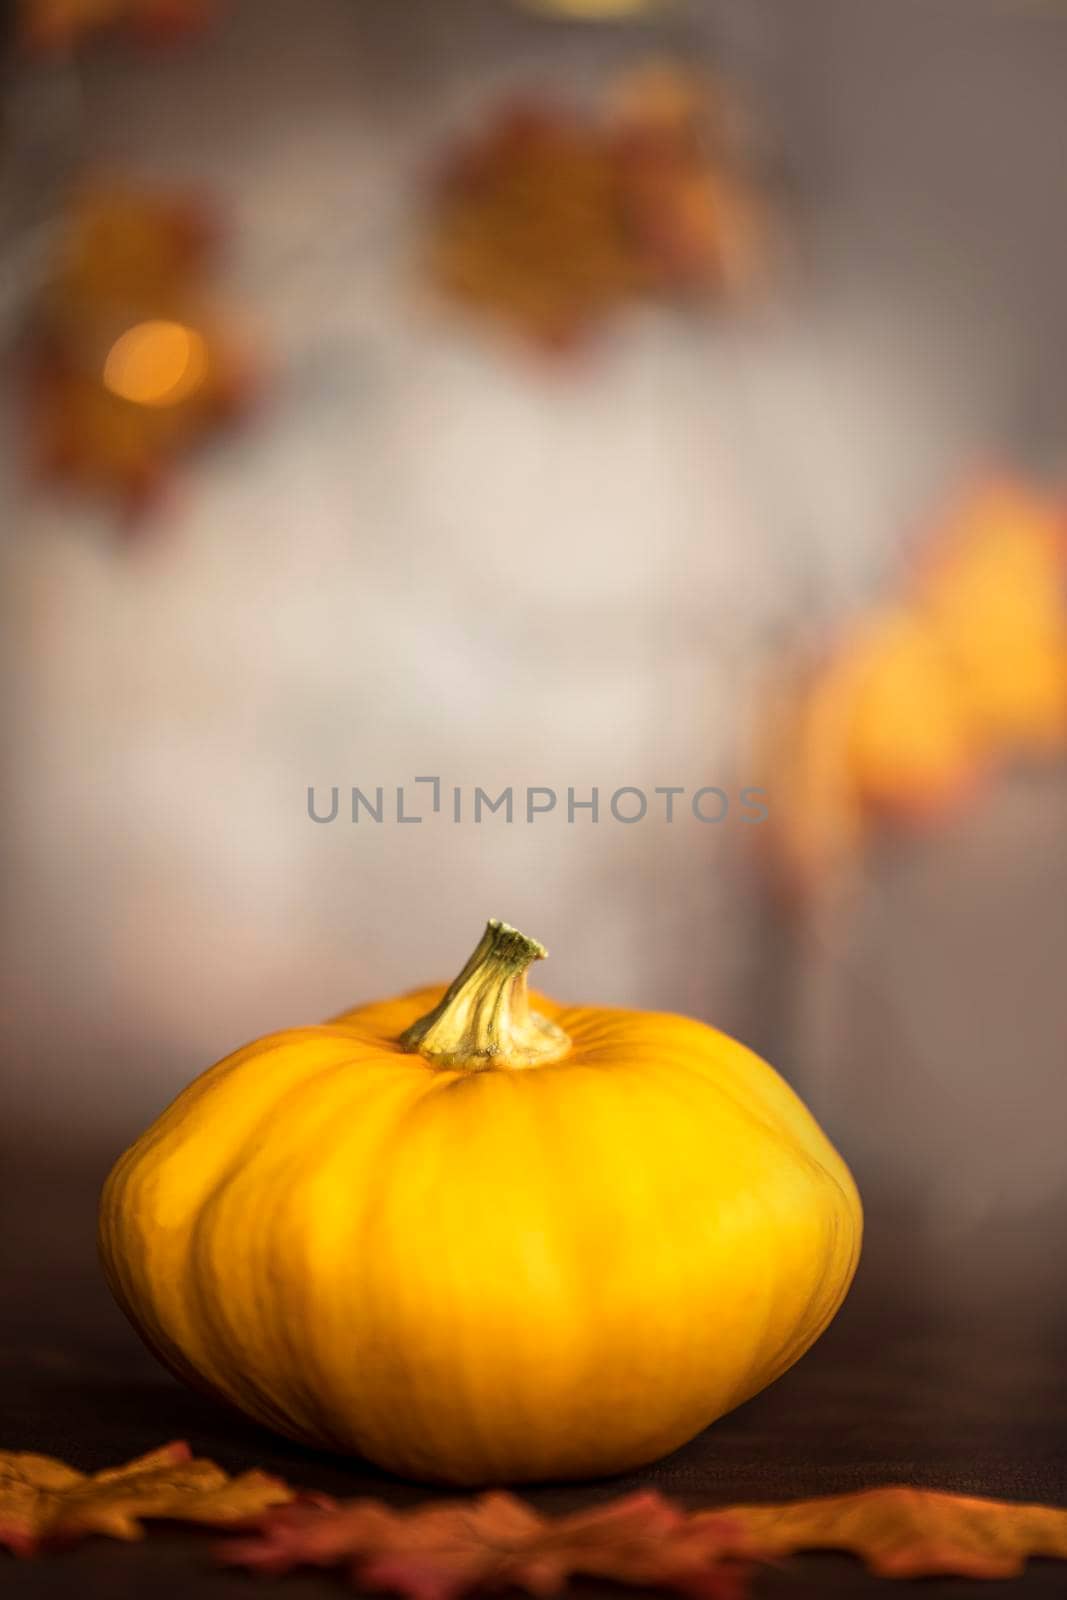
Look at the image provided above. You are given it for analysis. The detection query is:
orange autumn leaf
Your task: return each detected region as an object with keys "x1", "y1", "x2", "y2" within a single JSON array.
[
  {"x1": 430, "y1": 105, "x2": 636, "y2": 351},
  {"x1": 428, "y1": 67, "x2": 764, "y2": 350},
  {"x1": 22, "y1": 0, "x2": 214, "y2": 53},
  {"x1": 843, "y1": 609, "x2": 981, "y2": 820},
  {"x1": 759, "y1": 476, "x2": 1067, "y2": 895},
  {"x1": 7, "y1": 1451, "x2": 1066, "y2": 1590},
  {"x1": 0, "y1": 1440, "x2": 291, "y2": 1558},
  {"x1": 751, "y1": 652, "x2": 867, "y2": 901},
  {"x1": 24, "y1": 182, "x2": 254, "y2": 515},
  {"x1": 709, "y1": 1485, "x2": 1067, "y2": 1579},
  {"x1": 917, "y1": 479, "x2": 1067, "y2": 751},
  {"x1": 610, "y1": 64, "x2": 766, "y2": 298},
  {"x1": 219, "y1": 1489, "x2": 748, "y2": 1600}
]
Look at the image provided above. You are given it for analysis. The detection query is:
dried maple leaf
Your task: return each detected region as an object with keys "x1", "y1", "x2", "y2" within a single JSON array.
[
  {"x1": 0, "y1": 1439, "x2": 291, "y2": 1557},
  {"x1": 219, "y1": 1488, "x2": 748, "y2": 1600},
  {"x1": 706, "y1": 1485, "x2": 1067, "y2": 1579}
]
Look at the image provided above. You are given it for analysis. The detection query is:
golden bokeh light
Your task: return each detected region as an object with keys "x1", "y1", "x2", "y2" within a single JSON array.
[{"x1": 102, "y1": 320, "x2": 208, "y2": 408}]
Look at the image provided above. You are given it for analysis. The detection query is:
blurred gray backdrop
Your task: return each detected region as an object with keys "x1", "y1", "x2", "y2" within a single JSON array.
[{"x1": 2, "y1": 0, "x2": 1066, "y2": 1269}]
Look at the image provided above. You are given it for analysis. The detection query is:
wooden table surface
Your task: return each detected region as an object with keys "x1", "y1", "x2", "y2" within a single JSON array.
[{"x1": 3, "y1": 1147, "x2": 1065, "y2": 1598}]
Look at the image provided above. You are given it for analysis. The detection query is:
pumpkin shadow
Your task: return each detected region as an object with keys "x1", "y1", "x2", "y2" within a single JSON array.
[{"x1": 34, "y1": 1372, "x2": 433, "y2": 1502}]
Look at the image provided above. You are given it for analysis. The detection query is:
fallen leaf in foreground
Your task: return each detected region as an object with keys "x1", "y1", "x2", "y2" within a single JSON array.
[
  {"x1": 708, "y1": 1485, "x2": 1067, "y2": 1579},
  {"x1": 0, "y1": 1440, "x2": 291, "y2": 1557},
  {"x1": 219, "y1": 1488, "x2": 748, "y2": 1600},
  {"x1": 8, "y1": 1442, "x2": 1066, "y2": 1588}
]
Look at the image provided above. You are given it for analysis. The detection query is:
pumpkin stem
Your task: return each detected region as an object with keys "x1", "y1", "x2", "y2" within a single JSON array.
[{"x1": 399, "y1": 919, "x2": 572, "y2": 1069}]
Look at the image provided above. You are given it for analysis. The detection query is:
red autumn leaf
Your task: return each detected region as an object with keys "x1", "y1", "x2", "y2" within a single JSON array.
[
  {"x1": 219, "y1": 1488, "x2": 749, "y2": 1600},
  {"x1": 0, "y1": 1440, "x2": 292, "y2": 1557},
  {"x1": 707, "y1": 1485, "x2": 1067, "y2": 1579}
]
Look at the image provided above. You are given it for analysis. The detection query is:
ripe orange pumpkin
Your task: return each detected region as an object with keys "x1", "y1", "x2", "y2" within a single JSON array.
[{"x1": 100, "y1": 920, "x2": 861, "y2": 1484}]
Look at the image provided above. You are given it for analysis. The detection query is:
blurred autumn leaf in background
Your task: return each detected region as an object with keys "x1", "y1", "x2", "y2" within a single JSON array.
[
  {"x1": 760, "y1": 478, "x2": 1067, "y2": 898},
  {"x1": 21, "y1": 0, "x2": 214, "y2": 53},
  {"x1": 428, "y1": 64, "x2": 765, "y2": 351},
  {"x1": 22, "y1": 181, "x2": 255, "y2": 517},
  {"x1": 919, "y1": 481, "x2": 1067, "y2": 751}
]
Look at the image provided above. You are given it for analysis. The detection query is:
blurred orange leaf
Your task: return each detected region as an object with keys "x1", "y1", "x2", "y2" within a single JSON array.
[
  {"x1": 760, "y1": 476, "x2": 1067, "y2": 897},
  {"x1": 843, "y1": 609, "x2": 981, "y2": 819},
  {"x1": 918, "y1": 479, "x2": 1067, "y2": 751},
  {"x1": 24, "y1": 182, "x2": 255, "y2": 516},
  {"x1": 22, "y1": 0, "x2": 214, "y2": 53},
  {"x1": 0, "y1": 1440, "x2": 291, "y2": 1557},
  {"x1": 712, "y1": 1485, "x2": 1067, "y2": 1579},
  {"x1": 429, "y1": 66, "x2": 765, "y2": 350}
]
